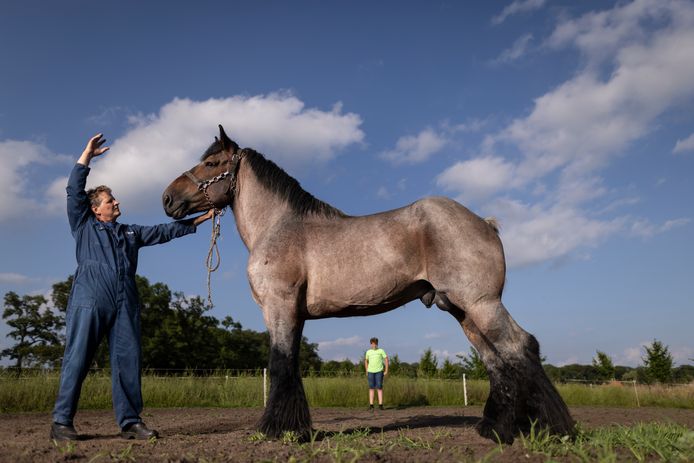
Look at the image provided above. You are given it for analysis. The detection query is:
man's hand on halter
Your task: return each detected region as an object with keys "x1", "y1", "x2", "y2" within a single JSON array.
[
  {"x1": 78, "y1": 133, "x2": 110, "y2": 166},
  {"x1": 192, "y1": 209, "x2": 215, "y2": 226}
]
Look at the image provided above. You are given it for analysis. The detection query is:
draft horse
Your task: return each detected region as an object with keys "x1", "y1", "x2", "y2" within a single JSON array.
[{"x1": 162, "y1": 125, "x2": 575, "y2": 443}]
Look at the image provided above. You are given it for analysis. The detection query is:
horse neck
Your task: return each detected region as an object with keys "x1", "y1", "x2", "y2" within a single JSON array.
[{"x1": 231, "y1": 159, "x2": 293, "y2": 250}]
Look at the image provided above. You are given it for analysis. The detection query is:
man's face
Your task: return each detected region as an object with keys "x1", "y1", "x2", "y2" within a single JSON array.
[
  {"x1": 92, "y1": 192, "x2": 121, "y2": 222},
  {"x1": 371, "y1": 342, "x2": 377, "y2": 349}
]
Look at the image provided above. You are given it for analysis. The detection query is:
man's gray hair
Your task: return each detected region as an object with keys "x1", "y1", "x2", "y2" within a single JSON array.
[{"x1": 86, "y1": 185, "x2": 112, "y2": 208}]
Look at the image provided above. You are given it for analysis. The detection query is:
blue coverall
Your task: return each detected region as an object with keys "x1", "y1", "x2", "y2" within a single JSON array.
[{"x1": 53, "y1": 163, "x2": 197, "y2": 428}]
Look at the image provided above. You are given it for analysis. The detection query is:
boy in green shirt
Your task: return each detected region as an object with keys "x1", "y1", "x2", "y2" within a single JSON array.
[{"x1": 364, "y1": 337, "x2": 389, "y2": 410}]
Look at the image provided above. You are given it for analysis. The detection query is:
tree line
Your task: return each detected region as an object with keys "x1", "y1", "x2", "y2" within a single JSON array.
[
  {"x1": 2, "y1": 276, "x2": 692, "y2": 384},
  {"x1": 1, "y1": 275, "x2": 321, "y2": 374}
]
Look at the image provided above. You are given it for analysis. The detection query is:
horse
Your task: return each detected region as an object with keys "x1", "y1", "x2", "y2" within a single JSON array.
[{"x1": 162, "y1": 125, "x2": 575, "y2": 443}]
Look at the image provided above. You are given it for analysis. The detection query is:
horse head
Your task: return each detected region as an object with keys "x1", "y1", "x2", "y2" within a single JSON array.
[{"x1": 163, "y1": 125, "x2": 242, "y2": 219}]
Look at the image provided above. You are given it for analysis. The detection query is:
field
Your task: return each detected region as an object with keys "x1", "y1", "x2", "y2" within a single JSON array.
[
  {"x1": 1, "y1": 374, "x2": 692, "y2": 462},
  {"x1": 1, "y1": 406, "x2": 693, "y2": 462}
]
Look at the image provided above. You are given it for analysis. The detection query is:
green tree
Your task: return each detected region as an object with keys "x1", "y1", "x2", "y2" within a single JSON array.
[
  {"x1": 440, "y1": 358, "x2": 462, "y2": 379},
  {"x1": 321, "y1": 359, "x2": 358, "y2": 376},
  {"x1": 50, "y1": 275, "x2": 73, "y2": 313},
  {"x1": 417, "y1": 348, "x2": 438, "y2": 378},
  {"x1": 1, "y1": 291, "x2": 64, "y2": 370},
  {"x1": 46, "y1": 274, "x2": 325, "y2": 373},
  {"x1": 388, "y1": 354, "x2": 403, "y2": 376},
  {"x1": 457, "y1": 347, "x2": 488, "y2": 380},
  {"x1": 300, "y1": 336, "x2": 322, "y2": 374},
  {"x1": 592, "y1": 350, "x2": 615, "y2": 381},
  {"x1": 642, "y1": 339, "x2": 674, "y2": 384},
  {"x1": 388, "y1": 354, "x2": 417, "y2": 377},
  {"x1": 672, "y1": 365, "x2": 694, "y2": 383}
]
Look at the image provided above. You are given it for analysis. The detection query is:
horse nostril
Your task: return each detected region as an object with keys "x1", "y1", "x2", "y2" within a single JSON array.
[{"x1": 163, "y1": 194, "x2": 172, "y2": 208}]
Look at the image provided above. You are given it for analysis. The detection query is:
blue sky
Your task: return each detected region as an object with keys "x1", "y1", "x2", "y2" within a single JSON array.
[{"x1": 1, "y1": 0, "x2": 692, "y2": 367}]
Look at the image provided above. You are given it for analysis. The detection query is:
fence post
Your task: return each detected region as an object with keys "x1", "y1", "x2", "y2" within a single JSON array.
[
  {"x1": 263, "y1": 368, "x2": 267, "y2": 407},
  {"x1": 632, "y1": 380, "x2": 640, "y2": 407},
  {"x1": 463, "y1": 373, "x2": 468, "y2": 406}
]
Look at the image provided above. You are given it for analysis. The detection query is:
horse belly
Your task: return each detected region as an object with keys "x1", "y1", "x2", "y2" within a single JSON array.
[{"x1": 304, "y1": 224, "x2": 425, "y2": 317}]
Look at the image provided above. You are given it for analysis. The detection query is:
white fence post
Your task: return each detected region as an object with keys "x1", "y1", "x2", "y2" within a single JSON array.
[
  {"x1": 632, "y1": 380, "x2": 640, "y2": 407},
  {"x1": 463, "y1": 373, "x2": 468, "y2": 406},
  {"x1": 263, "y1": 368, "x2": 267, "y2": 407}
]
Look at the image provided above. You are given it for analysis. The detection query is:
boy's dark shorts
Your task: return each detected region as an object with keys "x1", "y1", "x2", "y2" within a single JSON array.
[{"x1": 368, "y1": 371, "x2": 384, "y2": 389}]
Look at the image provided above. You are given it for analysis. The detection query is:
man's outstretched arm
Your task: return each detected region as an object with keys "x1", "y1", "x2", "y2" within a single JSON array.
[
  {"x1": 67, "y1": 134, "x2": 110, "y2": 233},
  {"x1": 132, "y1": 210, "x2": 215, "y2": 247}
]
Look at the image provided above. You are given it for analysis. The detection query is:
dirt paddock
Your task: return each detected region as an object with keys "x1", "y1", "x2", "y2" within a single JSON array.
[{"x1": 1, "y1": 406, "x2": 692, "y2": 462}]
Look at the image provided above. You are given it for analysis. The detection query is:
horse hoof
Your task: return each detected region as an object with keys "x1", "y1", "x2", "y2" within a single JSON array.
[{"x1": 475, "y1": 418, "x2": 515, "y2": 445}]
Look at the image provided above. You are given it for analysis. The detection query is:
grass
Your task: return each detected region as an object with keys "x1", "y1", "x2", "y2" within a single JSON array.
[
  {"x1": 517, "y1": 420, "x2": 694, "y2": 462},
  {"x1": 247, "y1": 426, "x2": 456, "y2": 462},
  {"x1": 244, "y1": 422, "x2": 693, "y2": 463},
  {"x1": 1, "y1": 369, "x2": 692, "y2": 412}
]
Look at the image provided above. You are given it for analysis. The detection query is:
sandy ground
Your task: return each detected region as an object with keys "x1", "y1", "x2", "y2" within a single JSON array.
[{"x1": 1, "y1": 406, "x2": 692, "y2": 462}]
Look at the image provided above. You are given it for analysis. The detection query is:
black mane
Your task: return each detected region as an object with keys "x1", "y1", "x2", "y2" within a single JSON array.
[
  {"x1": 243, "y1": 149, "x2": 346, "y2": 218},
  {"x1": 200, "y1": 138, "x2": 345, "y2": 218}
]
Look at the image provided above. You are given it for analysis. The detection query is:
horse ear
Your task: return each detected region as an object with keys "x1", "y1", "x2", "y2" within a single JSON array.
[{"x1": 219, "y1": 125, "x2": 232, "y2": 151}]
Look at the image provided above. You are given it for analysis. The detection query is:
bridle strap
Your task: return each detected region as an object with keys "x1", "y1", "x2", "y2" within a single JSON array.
[{"x1": 183, "y1": 149, "x2": 244, "y2": 215}]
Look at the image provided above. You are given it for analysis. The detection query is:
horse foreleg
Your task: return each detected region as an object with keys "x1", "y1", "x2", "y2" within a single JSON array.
[
  {"x1": 447, "y1": 299, "x2": 574, "y2": 443},
  {"x1": 257, "y1": 303, "x2": 312, "y2": 439}
]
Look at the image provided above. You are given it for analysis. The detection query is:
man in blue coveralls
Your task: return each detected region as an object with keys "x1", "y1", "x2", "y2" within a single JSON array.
[{"x1": 51, "y1": 134, "x2": 214, "y2": 441}]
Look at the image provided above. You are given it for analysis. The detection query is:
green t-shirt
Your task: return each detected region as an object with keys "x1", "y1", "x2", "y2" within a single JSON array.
[{"x1": 365, "y1": 348, "x2": 387, "y2": 373}]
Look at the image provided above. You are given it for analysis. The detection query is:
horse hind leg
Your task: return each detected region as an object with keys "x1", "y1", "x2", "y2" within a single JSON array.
[{"x1": 445, "y1": 297, "x2": 574, "y2": 443}]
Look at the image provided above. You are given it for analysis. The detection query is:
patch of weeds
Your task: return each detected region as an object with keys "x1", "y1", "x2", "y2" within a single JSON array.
[
  {"x1": 294, "y1": 426, "x2": 457, "y2": 462},
  {"x1": 518, "y1": 421, "x2": 693, "y2": 463},
  {"x1": 109, "y1": 443, "x2": 135, "y2": 462},
  {"x1": 281, "y1": 431, "x2": 302, "y2": 445},
  {"x1": 296, "y1": 428, "x2": 377, "y2": 462},
  {"x1": 52, "y1": 439, "x2": 77, "y2": 455},
  {"x1": 248, "y1": 431, "x2": 267, "y2": 443}
]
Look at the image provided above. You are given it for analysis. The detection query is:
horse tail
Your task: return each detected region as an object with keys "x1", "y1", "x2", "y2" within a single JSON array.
[{"x1": 484, "y1": 216, "x2": 500, "y2": 234}]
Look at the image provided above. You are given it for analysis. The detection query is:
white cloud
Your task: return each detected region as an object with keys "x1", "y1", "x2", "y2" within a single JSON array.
[
  {"x1": 0, "y1": 140, "x2": 71, "y2": 221},
  {"x1": 436, "y1": 156, "x2": 516, "y2": 201},
  {"x1": 380, "y1": 128, "x2": 447, "y2": 164},
  {"x1": 488, "y1": 198, "x2": 623, "y2": 268},
  {"x1": 492, "y1": 0, "x2": 546, "y2": 25},
  {"x1": 673, "y1": 132, "x2": 694, "y2": 154},
  {"x1": 498, "y1": 1, "x2": 694, "y2": 186},
  {"x1": 436, "y1": 0, "x2": 694, "y2": 267},
  {"x1": 630, "y1": 217, "x2": 691, "y2": 238},
  {"x1": 430, "y1": 349, "x2": 462, "y2": 361},
  {"x1": 617, "y1": 343, "x2": 693, "y2": 367},
  {"x1": 493, "y1": 33, "x2": 534, "y2": 64},
  {"x1": 0, "y1": 272, "x2": 33, "y2": 285},
  {"x1": 556, "y1": 356, "x2": 580, "y2": 367},
  {"x1": 619, "y1": 346, "x2": 644, "y2": 366},
  {"x1": 43, "y1": 93, "x2": 364, "y2": 216},
  {"x1": 317, "y1": 335, "x2": 362, "y2": 351},
  {"x1": 671, "y1": 345, "x2": 694, "y2": 365},
  {"x1": 376, "y1": 186, "x2": 391, "y2": 200}
]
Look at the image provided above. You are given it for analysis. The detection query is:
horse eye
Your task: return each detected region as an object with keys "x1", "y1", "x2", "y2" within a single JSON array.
[{"x1": 205, "y1": 161, "x2": 218, "y2": 167}]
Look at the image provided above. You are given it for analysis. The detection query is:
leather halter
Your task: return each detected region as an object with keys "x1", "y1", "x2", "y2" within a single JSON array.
[{"x1": 183, "y1": 149, "x2": 244, "y2": 214}]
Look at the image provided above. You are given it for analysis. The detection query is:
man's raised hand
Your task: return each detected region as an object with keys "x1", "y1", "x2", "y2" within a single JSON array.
[{"x1": 78, "y1": 133, "x2": 110, "y2": 165}]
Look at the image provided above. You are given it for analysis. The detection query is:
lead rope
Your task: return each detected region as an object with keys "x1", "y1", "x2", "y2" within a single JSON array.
[
  {"x1": 196, "y1": 150, "x2": 242, "y2": 307},
  {"x1": 205, "y1": 209, "x2": 224, "y2": 306}
]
